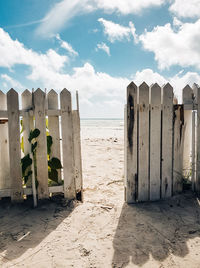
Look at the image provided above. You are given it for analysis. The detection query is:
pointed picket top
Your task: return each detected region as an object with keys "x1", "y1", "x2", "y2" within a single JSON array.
[
  {"x1": 34, "y1": 88, "x2": 45, "y2": 96},
  {"x1": 21, "y1": 89, "x2": 31, "y2": 98},
  {"x1": 7, "y1": 88, "x2": 18, "y2": 97},
  {"x1": 162, "y1": 83, "x2": 173, "y2": 103},
  {"x1": 193, "y1": 83, "x2": 200, "y2": 104},
  {"x1": 182, "y1": 84, "x2": 193, "y2": 104},
  {"x1": 150, "y1": 83, "x2": 161, "y2": 104},
  {"x1": 139, "y1": 81, "x2": 149, "y2": 90},
  {"x1": 0, "y1": 90, "x2": 6, "y2": 97},
  {"x1": 127, "y1": 81, "x2": 137, "y2": 89},
  {"x1": 48, "y1": 89, "x2": 58, "y2": 109},
  {"x1": 60, "y1": 88, "x2": 71, "y2": 98}
]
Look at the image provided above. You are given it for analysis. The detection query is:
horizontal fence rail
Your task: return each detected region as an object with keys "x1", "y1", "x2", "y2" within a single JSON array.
[
  {"x1": 0, "y1": 88, "x2": 83, "y2": 204},
  {"x1": 125, "y1": 82, "x2": 200, "y2": 203}
]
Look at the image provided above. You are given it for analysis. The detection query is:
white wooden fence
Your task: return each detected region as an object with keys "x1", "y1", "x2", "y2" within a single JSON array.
[
  {"x1": 0, "y1": 88, "x2": 82, "y2": 202},
  {"x1": 125, "y1": 82, "x2": 200, "y2": 203}
]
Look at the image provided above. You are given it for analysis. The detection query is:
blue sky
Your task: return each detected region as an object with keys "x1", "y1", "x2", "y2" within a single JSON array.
[{"x1": 0, "y1": 0, "x2": 200, "y2": 117}]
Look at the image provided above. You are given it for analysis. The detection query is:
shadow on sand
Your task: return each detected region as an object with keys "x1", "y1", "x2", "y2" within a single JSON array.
[
  {"x1": 112, "y1": 193, "x2": 200, "y2": 267},
  {"x1": 0, "y1": 197, "x2": 75, "y2": 264}
]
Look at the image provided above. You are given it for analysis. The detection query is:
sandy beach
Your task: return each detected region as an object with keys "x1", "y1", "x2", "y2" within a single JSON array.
[{"x1": 0, "y1": 120, "x2": 200, "y2": 268}]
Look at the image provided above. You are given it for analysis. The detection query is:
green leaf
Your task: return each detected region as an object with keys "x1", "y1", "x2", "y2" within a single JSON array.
[
  {"x1": 21, "y1": 154, "x2": 32, "y2": 176},
  {"x1": 28, "y1": 128, "x2": 40, "y2": 142},
  {"x1": 47, "y1": 135, "x2": 53, "y2": 155},
  {"x1": 48, "y1": 157, "x2": 62, "y2": 169},
  {"x1": 21, "y1": 136, "x2": 24, "y2": 153},
  {"x1": 31, "y1": 141, "x2": 37, "y2": 152},
  {"x1": 48, "y1": 169, "x2": 58, "y2": 183}
]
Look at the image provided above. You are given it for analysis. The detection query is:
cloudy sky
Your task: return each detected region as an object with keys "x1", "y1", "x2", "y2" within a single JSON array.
[{"x1": 0, "y1": 0, "x2": 200, "y2": 117}]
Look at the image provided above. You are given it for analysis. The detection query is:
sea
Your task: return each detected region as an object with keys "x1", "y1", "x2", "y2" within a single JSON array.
[{"x1": 80, "y1": 118, "x2": 124, "y2": 139}]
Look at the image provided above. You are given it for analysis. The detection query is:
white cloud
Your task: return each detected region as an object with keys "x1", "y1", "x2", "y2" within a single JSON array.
[
  {"x1": 1, "y1": 74, "x2": 24, "y2": 90},
  {"x1": 170, "y1": 0, "x2": 200, "y2": 18},
  {"x1": 56, "y1": 34, "x2": 78, "y2": 56},
  {"x1": 96, "y1": 42, "x2": 110, "y2": 56},
  {"x1": 139, "y1": 19, "x2": 200, "y2": 70},
  {"x1": 0, "y1": 27, "x2": 68, "y2": 78},
  {"x1": 98, "y1": 18, "x2": 137, "y2": 43},
  {"x1": 35, "y1": 0, "x2": 165, "y2": 37}
]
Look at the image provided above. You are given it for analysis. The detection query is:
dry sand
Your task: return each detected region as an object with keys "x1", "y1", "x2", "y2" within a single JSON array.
[{"x1": 0, "y1": 134, "x2": 200, "y2": 267}]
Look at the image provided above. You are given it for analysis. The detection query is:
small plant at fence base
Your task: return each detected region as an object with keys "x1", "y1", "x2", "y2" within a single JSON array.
[{"x1": 21, "y1": 128, "x2": 63, "y2": 189}]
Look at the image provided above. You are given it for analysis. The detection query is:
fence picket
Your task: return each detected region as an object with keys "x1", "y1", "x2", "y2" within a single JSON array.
[
  {"x1": 7, "y1": 89, "x2": 23, "y2": 201},
  {"x1": 173, "y1": 105, "x2": 184, "y2": 194},
  {"x1": 21, "y1": 90, "x2": 33, "y2": 187},
  {"x1": 34, "y1": 89, "x2": 49, "y2": 199},
  {"x1": 125, "y1": 82, "x2": 138, "y2": 203},
  {"x1": 196, "y1": 86, "x2": 200, "y2": 193},
  {"x1": 60, "y1": 89, "x2": 76, "y2": 199},
  {"x1": 0, "y1": 91, "x2": 10, "y2": 190},
  {"x1": 161, "y1": 83, "x2": 173, "y2": 198},
  {"x1": 182, "y1": 85, "x2": 193, "y2": 178},
  {"x1": 149, "y1": 83, "x2": 161, "y2": 201},
  {"x1": 138, "y1": 82, "x2": 149, "y2": 201},
  {"x1": 47, "y1": 90, "x2": 61, "y2": 183}
]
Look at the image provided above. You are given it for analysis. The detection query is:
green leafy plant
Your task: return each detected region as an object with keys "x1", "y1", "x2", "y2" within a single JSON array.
[{"x1": 21, "y1": 127, "x2": 62, "y2": 187}]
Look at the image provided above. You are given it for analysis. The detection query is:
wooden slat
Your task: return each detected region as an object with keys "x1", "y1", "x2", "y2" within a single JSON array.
[
  {"x1": 72, "y1": 110, "x2": 83, "y2": 198},
  {"x1": 48, "y1": 90, "x2": 61, "y2": 183},
  {"x1": 7, "y1": 89, "x2": 23, "y2": 202},
  {"x1": 173, "y1": 105, "x2": 184, "y2": 194},
  {"x1": 196, "y1": 86, "x2": 200, "y2": 193},
  {"x1": 125, "y1": 82, "x2": 138, "y2": 203},
  {"x1": 138, "y1": 82, "x2": 149, "y2": 202},
  {"x1": 34, "y1": 89, "x2": 49, "y2": 199},
  {"x1": 161, "y1": 83, "x2": 173, "y2": 199},
  {"x1": 0, "y1": 91, "x2": 10, "y2": 190},
  {"x1": 60, "y1": 89, "x2": 76, "y2": 199},
  {"x1": 21, "y1": 90, "x2": 34, "y2": 187},
  {"x1": 182, "y1": 85, "x2": 193, "y2": 178},
  {"x1": 149, "y1": 83, "x2": 161, "y2": 201},
  {"x1": 191, "y1": 111, "x2": 196, "y2": 191},
  {"x1": 0, "y1": 185, "x2": 64, "y2": 198}
]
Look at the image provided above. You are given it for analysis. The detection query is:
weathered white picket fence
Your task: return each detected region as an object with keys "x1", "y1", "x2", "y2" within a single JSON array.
[
  {"x1": 0, "y1": 88, "x2": 82, "y2": 203},
  {"x1": 125, "y1": 82, "x2": 200, "y2": 203}
]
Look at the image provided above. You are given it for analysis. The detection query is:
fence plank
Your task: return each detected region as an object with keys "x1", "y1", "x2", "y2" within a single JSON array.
[
  {"x1": 138, "y1": 82, "x2": 149, "y2": 202},
  {"x1": 34, "y1": 89, "x2": 49, "y2": 199},
  {"x1": 60, "y1": 89, "x2": 76, "y2": 200},
  {"x1": 182, "y1": 85, "x2": 193, "y2": 178},
  {"x1": 47, "y1": 90, "x2": 61, "y2": 183},
  {"x1": 0, "y1": 91, "x2": 10, "y2": 190},
  {"x1": 196, "y1": 86, "x2": 200, "y2": 193},
  {"x1": 7, "y1": 89, "x2": 23, "y2": 201},
  {"x1": 125, "y1": 82, "x2": 138, "y2": 203},
  {"x1": 149, "y1": 83, "x2": 161, "y2": 201},
  {"x1": 161, "y1": 83, "x2": 173, "y2": 199},
  {"x1": 173, "y1": 105, "x2": 184, "y2": 194},
  {"x1": 21, "y1": 90, "x2": 34, "y2": 187},
  {"x1": 72, "y1": 110, "x2": 83, "y2": 199}
]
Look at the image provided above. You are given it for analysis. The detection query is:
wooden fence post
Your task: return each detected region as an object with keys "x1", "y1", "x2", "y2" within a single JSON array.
[
  {"x1": 7, "y1": 89, "x2": 23, "y2": 202},
  {"x1": 60, "y1": 89, "x2": 76, "y2": 200},
  {"x1": 138, "y1": 82, "x2": 149, "y2": 202},
  {"x1": 196, "y1": 86, "x2": 200, "y2": 194},
  {"x1": 149, "y1": 83, "x2": 161, "y2": 201},
  {"x1": 173, "y1": 104, "x2": 184, "y2": 194},
  {"x1": 72, "y1": 91, "x2": 83, "y2": 200},
  {"x1": 47, "y1": 90, "x2": 61, "y2": 183},
  {"x1": 34, "y1": 89, "x2": 49, "y2": 199},
  {"x1": 21, "y1": 89, "x2": 34, "y2": 187},
  {"x1": 125, "y1": 82, "x2": 138, "y2": 203},
  {"x1": 0, "y1": 91, "x2": 10, "y2": 190},
  {"x1": 161, "y1": 83, "x2": 173, "y2": 199},
  {"x1": 182, "y1": 85, "x2": 193, "y2": 178}
]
